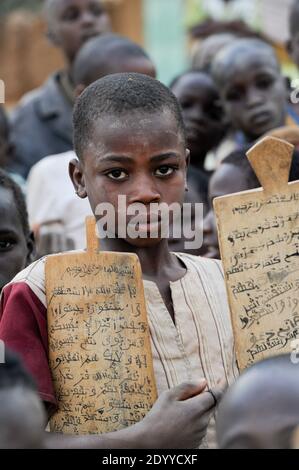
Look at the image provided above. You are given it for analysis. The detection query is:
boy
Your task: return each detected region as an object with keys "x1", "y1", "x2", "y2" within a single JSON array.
[
  {"x1": 9, "y1": 0, "x2": 112, "y2": 178},
  {"x1": 211, "y1": 38, "x2": 291, "y2": 159},
  {"x1": 0, "y1": 73, "x2": 237, "y2": 448},
  {"x1": 26, "y1": 34, "x2": 156, "y2": 254},
  {"x1": 0, "y1": 169, "x2": 34, "y2": 294},
  {"x1": 170, "y1": 70, "x2": 227, "y2": 173},
  {"x1": 217, "y1": 354, "x2": 299, "y2": 449},
  {"x1": 0, "y1": 350, "x2": 46, "y2": 449}
]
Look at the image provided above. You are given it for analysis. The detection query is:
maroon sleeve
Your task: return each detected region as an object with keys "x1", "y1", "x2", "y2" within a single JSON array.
[{"x1": 0, "y1": 282, "x2": 57, "y2": 412}]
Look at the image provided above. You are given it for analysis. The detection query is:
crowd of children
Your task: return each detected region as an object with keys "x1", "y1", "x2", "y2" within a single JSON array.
[{"x1": 1, "y1": 0, "x2": 299, "y2": 449}]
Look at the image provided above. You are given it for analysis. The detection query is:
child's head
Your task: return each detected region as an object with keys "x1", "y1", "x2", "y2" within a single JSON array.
[
  {"x1": 44, "y1": 0, "x2": 111, "y2": 65},
  {"x1": 0, "y1": 170, "x2": 34, "y2": 293},
  {"x1": 212, "y1": 39, "x2": 287, "y2": 141},
  {"x1": 192, "y1": 33, "x2": 236, "y2": 71},
  {"x1": 202, "y1": 149, "x2": 260, "y2": 258},
  {"x1": 288, "y1": 0, "x2": 299, "y2": 69},
  {"x1": 71, "y1": 73, "x2": 188, "y2": 248},
  {"x1": 217, "y1": 354, "x2": 299, "y2": 449},
  {"x1": 0, "y1": 350, "x2": 46, "y2": 448},
  {"x1": 73, "y1": 34, "x2": 156, "y2": 93},
  {"x1": 170, "y1": 70, "x2": 226, "y2": 167}
]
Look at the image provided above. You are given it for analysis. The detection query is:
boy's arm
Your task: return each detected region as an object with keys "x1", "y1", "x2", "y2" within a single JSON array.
[
  {"x1": 43, "y1": 381, "x2": 220, "y2": 449},
  {"x1": 0, "y1": 280, "x2": 223, "y2": 448}
]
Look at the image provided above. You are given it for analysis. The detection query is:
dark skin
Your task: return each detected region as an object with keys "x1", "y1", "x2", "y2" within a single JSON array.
[
  {"x1": 35, "y1": 55, "x2": 156, "y2": 258},
  {"x1": 217, "y1": 360, "x2": 299, "y2": 449},
  {"x1": 70, "y1": 110, "x2": 189, "y2": 322},
  {"x1": 217, "y1": 50, "x2": 287, "y2": 142},
  {"x1": 202, "y1": 163, "x2": 248, "y2": 259},
  {"x1": 0, "y1": 187, "x2": 34, "y2": 293},
  {"x1": 46, "y1": 0, "x2": 111, "y2": 67},
  {"x1": 39, "y1": 109, "x2": 225, "y2": 448},
  {"x1": 171, "y1": 72, "x2": 226, "y2": 169}
]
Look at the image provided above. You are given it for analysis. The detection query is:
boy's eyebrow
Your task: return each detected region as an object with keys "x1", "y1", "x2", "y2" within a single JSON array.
[
  {"x1": 98, "y1": 155, "x2": 135, "y2": 164},
  {"x1": 97, "y1": 153, "x2": 181, "y2": 164},
  {"x1": 150, "y1": 153, "x2": 181, "y2": 163}
]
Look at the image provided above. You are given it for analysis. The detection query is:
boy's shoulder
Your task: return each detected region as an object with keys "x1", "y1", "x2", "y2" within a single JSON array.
[{"x1": 5, "y1": 250, "x2": 84, "y2": 306}]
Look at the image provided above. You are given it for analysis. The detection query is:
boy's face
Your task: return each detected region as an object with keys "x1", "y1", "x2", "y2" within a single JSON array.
[
  {"x1": 48, "y1": 0, "x2": 111, "y2": 64},
  {"x1": 71, "y1": 110, "x2": 189, "y2": 248},
  {"x1": 172, "y1": 72, "x2": 225, "y2": 162},
  {"x1": 0, "y1": 187, "x2": 33, "y2": 293},
  {"x1": 202, "y1": 163, "x2": 248, "y2": 258},
  {"x1": 220, "y1": 53, "x2": 286, "y2": 140}
]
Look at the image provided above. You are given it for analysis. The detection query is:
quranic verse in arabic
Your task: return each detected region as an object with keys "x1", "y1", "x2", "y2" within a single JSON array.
[
  {"x1": 46, "y1": 252, "x2": 157, "y2": 434},
  {"x1": 215, "y1": 186, "x2": 299, "y2": 370}
]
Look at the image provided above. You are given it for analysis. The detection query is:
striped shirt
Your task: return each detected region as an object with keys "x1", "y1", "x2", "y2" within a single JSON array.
[{"x1": 0, "y1": 252, "x2": 238, "y2": 448}]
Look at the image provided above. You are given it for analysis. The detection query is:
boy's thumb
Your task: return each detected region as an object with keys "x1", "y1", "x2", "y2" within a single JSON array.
[{"x1": 169, "y1": 379, "x2": 207, "y2": 401}]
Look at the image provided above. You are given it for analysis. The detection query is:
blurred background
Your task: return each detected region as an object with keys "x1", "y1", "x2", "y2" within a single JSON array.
[{"x1": 0, "y1": 0, "x2": 296, "y2": 107}]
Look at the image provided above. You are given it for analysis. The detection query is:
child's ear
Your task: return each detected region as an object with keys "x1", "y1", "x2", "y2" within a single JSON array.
[
  {"x1": 26, "y1": 231, "x2": 36, "y2": 265},
  {"x1": 69, "y1": 158, "x2": 88, "y2": 199},
  {"x1": 185, "y1": 149, "x2": 190, "y2": 191},
  {"x1": 46, "y1": 28, "x2": 61, "y2": 47}
]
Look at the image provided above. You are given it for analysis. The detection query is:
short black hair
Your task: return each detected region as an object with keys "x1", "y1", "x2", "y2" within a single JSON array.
[
  {"x1": 73, "y1": 34, "x2": 152, "y2": 86},
  {"x1": 0, "y1": 169, "x2": 30, "y2": 238},
  {"x1": 211, "y1": 38, "x2": 280, "y2": 87},
  {"x1": 0, "y1": 349, "x2": 36, "y2": 392},
  {"x1": 222, "y1": 146, "x2": 299, "y2": 189},
  {"x1": 73, "y1": 72, "x2": 186, "y2": 160},
  {"x1": 222, "y1": 147, "x2": 260, "y2": 190},
  {"x1": 169, "y1": 68, "x2": 211, "y2": 89},
  {"x1": 290, "y1": 0, "x2": 299, "y2": 37}
]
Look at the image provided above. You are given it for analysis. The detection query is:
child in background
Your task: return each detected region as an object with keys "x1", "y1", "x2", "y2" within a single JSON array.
[
  {"x1": 0, "y1": 350, "x2": 46, "y2": 449},
  {"x1": 211, "y1": 38, "x2": 291, "y2": 164},
  {"x1": 217, "y1": 354, "x2": 299, "y2": 449},
  {"x1": 0, "y1": 169, "x2": 34, "y2": 294},
  {"x1": 9, "y1": 0, "x2": 112, "y2": 178}
]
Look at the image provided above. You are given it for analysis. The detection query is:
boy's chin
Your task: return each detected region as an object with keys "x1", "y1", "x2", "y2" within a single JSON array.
[{"x1": 124, "y1": 235, "x2": 164, "y2": 248}]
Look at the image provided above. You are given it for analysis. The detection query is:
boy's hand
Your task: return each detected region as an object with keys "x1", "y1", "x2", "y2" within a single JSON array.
[{"x1": 137, "y1": 379, "x2": 225, "y2": 449}]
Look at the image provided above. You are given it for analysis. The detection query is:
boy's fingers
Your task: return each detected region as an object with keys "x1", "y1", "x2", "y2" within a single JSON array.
[
  {"x1": 187, "y1": 382, "x2": 226, "y2": 411},
  {"x1": 166, "y1": 379, "x2": 207, "y2": 401}
]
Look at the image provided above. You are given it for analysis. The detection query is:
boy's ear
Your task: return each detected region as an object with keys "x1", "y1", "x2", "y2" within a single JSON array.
[
  {"x1": 69, "y1": 158, "x2": 88, "y2": 199},
  {"x1": 185, "y1": 148, "x2": 190, "y2": 167},
  {"x1": 46, "y1": 27, "x2": 61, "y2": 47},
  {"x1": 185, "y1": 149, "x2": 190, "y2": 191},
  {"x1": 26, "y1": 231, "x2": 36, "y2": 265}
]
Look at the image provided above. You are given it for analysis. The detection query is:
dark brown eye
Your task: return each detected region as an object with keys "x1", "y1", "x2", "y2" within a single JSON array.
[
  {"x1": 62, "y1": 7, "x2": 80, "y2": 21},
  {"x1": 155, "y1": 166, "x2": 176, "y2": 177},
  {"x1": 106, "y1": 169, "x2": 128, "y2": 181}
]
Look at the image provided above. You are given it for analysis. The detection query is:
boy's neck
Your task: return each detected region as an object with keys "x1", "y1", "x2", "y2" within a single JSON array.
[{"x1": 99, "y1": 237, "x2": 185, "y2": 281}]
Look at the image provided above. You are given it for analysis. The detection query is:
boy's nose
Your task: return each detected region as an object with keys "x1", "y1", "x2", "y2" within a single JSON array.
[
  {"x1": 129, "y1": 176, "x2": 161, "y2": 205},
  {"x1": 246, "y1": 87, "x2": 264, "y2": 108},
  {"x1": 80, "y1": 11, "x2": 97, "y2": 27}
]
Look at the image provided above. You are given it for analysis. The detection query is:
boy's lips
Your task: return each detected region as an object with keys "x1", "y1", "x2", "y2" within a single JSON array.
[
  {"x1": 249, "y1": 110, "x2": 272, "y2": 127},
  {"x1": 81, "y1": 30, "x2": 101, "y2": 43}
]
